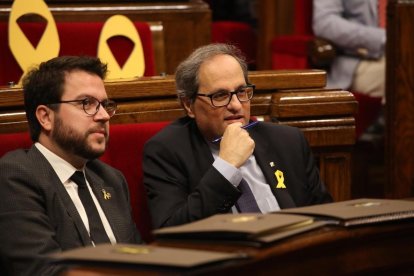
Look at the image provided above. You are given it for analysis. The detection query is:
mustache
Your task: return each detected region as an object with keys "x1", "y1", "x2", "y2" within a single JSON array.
[{"x1": 87, "y1": 125, "x2": 108, "y2": 137}]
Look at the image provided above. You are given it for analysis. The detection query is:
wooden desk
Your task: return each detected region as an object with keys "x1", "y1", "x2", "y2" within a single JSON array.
[
  {"x1": 0, "y1": 70, "x2": 356, "y2": 200},
  {"x1": 63, "y1": 220, "x2": 414, "y2": 275}
]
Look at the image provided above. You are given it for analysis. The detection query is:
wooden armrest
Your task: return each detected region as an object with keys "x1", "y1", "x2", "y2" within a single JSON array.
[{"x1": 308, "y1": 37, "x2": 336, "y2": 69}]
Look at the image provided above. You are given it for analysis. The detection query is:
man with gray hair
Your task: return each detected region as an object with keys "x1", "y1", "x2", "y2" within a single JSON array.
[{"x1": 143, "y1": 43, "x2": 332, "y2": 229}]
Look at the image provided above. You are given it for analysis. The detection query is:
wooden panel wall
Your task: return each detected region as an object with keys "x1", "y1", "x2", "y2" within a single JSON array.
[{"x1": 386, "y1": 0, "x2": 414, "y2": 198}]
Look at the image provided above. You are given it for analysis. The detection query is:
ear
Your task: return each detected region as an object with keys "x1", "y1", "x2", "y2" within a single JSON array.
[
  {"x1": 35, "y1": 105, "x2": 54, "y2": 132},
  {"x1": 181, "y1": 97, "x2": 195, "y2": 118}
]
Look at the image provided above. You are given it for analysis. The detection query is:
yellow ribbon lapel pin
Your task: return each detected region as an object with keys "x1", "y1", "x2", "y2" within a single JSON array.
[
  {"x1": 274, "y1": 169, "x2": 286, "y2": 189},
  {"x1": 102, "y1": 189, "x2": 112, "y2": 200}
]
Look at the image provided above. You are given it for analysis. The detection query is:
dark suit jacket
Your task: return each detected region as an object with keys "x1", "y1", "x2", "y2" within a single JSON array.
[
  {"x1": 0, "y1": 145, "x2": 141, "y2": 276},
  {"x1": 143, "y1": 117, "x2": 332, "y2": 229}
]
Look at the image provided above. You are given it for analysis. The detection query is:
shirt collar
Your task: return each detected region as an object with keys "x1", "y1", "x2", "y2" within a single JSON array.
[{"x1": 35, "y1": 142, "x2": 84, "y2": 184}]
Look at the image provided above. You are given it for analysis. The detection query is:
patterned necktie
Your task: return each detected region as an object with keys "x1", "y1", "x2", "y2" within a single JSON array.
[
  {"x1": 235, "y1": 178, "x2": 261, "y2": 213},
  {"x1": 378, "y1": 0, "x2": 387, "y2": 28},
  {"x1": 71, "y1": 171, "x2": 110, "y2": 244}
]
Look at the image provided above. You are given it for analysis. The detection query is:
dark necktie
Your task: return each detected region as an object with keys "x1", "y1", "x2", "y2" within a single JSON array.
[
  {"x1": 71, "y1": 171, "x2": 110, "y2": 244},
  {"x1": 235, "y1": 178, "x2": 261, "y2": 213}
]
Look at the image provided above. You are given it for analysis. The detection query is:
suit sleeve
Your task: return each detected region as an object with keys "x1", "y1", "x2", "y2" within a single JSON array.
[
  {"x1": 143, "y1": 139, "x2": 241, "y2": 229},
  {"x1": 0, "y1": 154, "x2": 66, "y2": 276}
]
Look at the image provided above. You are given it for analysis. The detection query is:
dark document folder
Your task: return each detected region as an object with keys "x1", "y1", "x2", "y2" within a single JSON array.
[
  {"x1": 153, "y1": 213, "x2": 328, "y2": 246},
  {"x1": 280, "y1": 198, "x2": 414, "y2": 226},
  {"x1": 50, "y1": 243, "x2": 247, "y2": 268}
]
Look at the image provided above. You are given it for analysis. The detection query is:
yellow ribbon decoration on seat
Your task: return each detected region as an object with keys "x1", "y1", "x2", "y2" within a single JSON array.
[
  {"x1": 275, "y1": 169, "x2": 286, "y2": 189},
  {"x1": 98, "y1": 15, "x2": 145, "y2": 80},
  {"x1": 8, "y1": 0, "x2": 59, "y2": 84}
]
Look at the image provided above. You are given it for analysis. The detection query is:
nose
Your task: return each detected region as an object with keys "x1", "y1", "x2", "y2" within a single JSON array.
[
  {"x1": 227, "y1": 93, "x2": 243, "y2": 110},
  {"x1": 94, "y1": 105, "x2": 111, "y2": 121}
]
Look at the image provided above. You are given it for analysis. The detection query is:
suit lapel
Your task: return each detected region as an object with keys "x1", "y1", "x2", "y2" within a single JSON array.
[
  {"x1": 29, "y1": 146, "x2": 92, "y2": 245},
  {"x1": 190, "y1": 120, "x2": 216, "y2": 171},
  {"x1": 250, "y1": 127, "x2": 296, "y2": 208}
]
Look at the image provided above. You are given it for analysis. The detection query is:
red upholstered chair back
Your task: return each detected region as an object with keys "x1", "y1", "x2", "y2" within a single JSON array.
[
  {"x1": 0, "y1": 21, "x2": 156, "y2": 86},
  {"x1": 271, "y1": 0, "x2": 313, "y2": 70},
  {"x1": 0, "y1": 121, "x2": 169, "y2": 243},
  {"x1": 211, "y1": 21, "x2": 257, "y2": 68},
  {"x1": 293, "y1": 0, "x2": 313, "y2": 35},
  {"x1": 0, "y1": 132, "x2": 32, "y2": 157},
  {"x1": 100, "y1": 121, "x2": 169, "y2": 242}
]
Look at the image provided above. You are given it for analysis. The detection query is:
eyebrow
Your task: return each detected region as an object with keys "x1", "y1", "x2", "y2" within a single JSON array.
[
  {"x1": 207, "y1": 84, "x2": 248, "y2": 94},
  {"x1": 72, "y1": 95, "x2": 107, "y2": 101}
]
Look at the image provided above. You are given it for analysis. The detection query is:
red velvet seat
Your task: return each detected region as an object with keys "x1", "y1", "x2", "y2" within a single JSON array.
[
  {"x1": 271, "y1": 0, "x2": 313, "y2": 70},
  {"x1": 270, "y1": 0, "x2": 382, "y2": 138},
  {"x1": 211, "y1": 21, "x2": 257, "y2": 69},
  {"x1": 352, "y1": 92, "x2": 383, "y2": 138},
  {"x1": 206, "y1": 0, "x2": 257, "y2": 68},
  {"x1": 0, "y1": 131, "x2": 32, "y2": 157},
  {"x1": 0, "y1": 121, "x2": 169, "y2": 243},
  {"x1": 0, "y1": 21, "x2": 156, "y2": 86},
  {"x1": 101, "y1": 121, "x2": 169, "y2": 242}
]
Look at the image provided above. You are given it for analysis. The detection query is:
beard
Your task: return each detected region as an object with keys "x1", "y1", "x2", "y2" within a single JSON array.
[{"x1": 52, "y1": 115, "x2": 108, "y2": 160}]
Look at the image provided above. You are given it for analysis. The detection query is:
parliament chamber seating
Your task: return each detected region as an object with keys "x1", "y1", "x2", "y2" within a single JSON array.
[
  {"x1": 0, "y1": 121, "x2": 169, "y2": 243},
  {"x1": 270, "y1": 0, "x2": 382, "y2": 138},
  {"x1": 0, "y1": 70, "x2": 358, "y2": 242},
  {"x1": 1, "y1": 1, "x2": 414, "y2": 272},
  {"x1": 0, "y1": 20, "x2": 157, "y2": 86}
]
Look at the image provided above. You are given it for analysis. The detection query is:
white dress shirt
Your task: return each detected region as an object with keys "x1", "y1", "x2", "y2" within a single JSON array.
[
  {"x1": 210, "y1": 144, "x2": 280, "y2": 213},
  {"x1": 35, "y1": 142, "x2": 116, "y2": 245}
]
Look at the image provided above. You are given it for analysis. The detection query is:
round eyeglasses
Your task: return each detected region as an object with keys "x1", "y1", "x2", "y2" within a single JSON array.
[
  {"x1": 50, "y1": 96, "x2": 117, "y2": 117},
  {"x1": 196, "y1": 84, "x2": 254, "y2": 107}
]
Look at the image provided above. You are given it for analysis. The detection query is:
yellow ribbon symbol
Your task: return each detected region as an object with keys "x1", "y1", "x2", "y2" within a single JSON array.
[
  {"x1": 275, "y1": 170, "x2": 286, "y2": 189},
  {"x1": 97, "y1": 15, "x2": 145, "y2": 80},
  {"x1": 9, "y1": 0, "x2": 60, "y2": 84},
  {"x1": 102, "y1": 189, "x2": 111, "y2": 200}
]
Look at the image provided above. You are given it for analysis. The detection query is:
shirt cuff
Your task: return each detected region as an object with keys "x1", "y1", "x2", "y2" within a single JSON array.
[{"x1": 213, "y1": 157, "x2": 243, "y2": 188}]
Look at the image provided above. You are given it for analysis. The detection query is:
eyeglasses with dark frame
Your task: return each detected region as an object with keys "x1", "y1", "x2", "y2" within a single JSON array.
[
  {"x1": 196, "y1": 84, "x2": 255, "y2": 107},
  {"x1": 49, "y1": 96, "x2": 117, "y2": 117}
]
